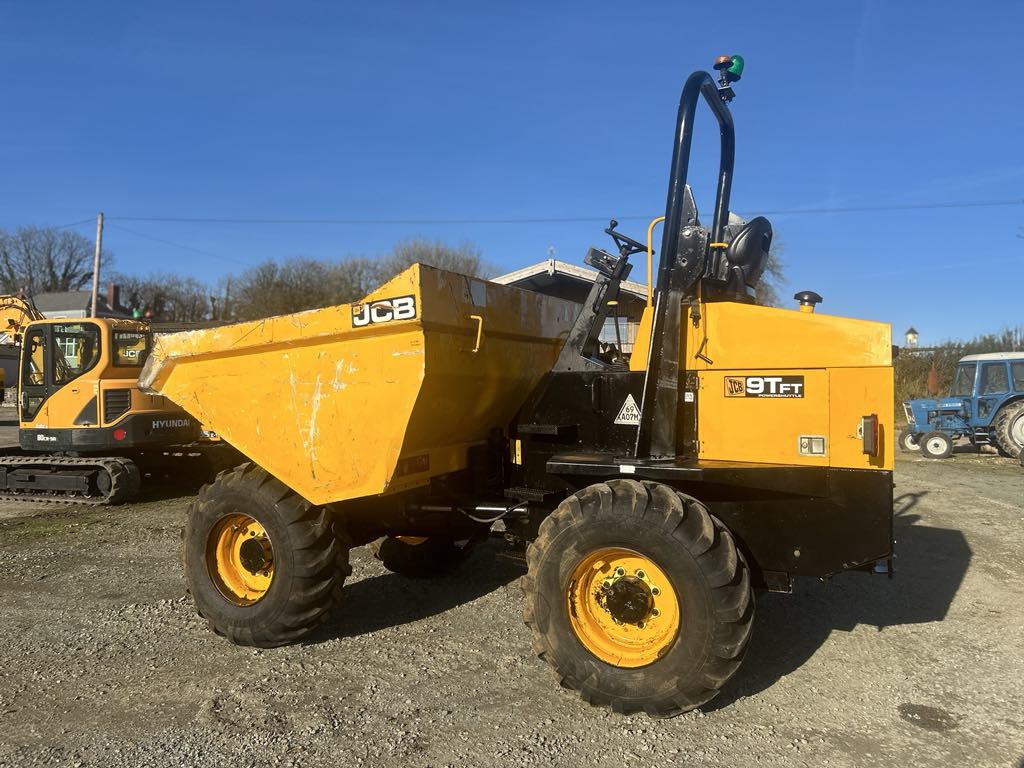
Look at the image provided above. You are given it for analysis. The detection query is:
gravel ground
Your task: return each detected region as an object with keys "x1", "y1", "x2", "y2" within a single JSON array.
[{"x1": 0, "y1": 425, "x2": 1022, "y2": 766}]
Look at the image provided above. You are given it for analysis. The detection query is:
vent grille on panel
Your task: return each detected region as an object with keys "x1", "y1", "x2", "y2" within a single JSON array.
[{"x1": 103, "y1": 389, "x2": 132, "y2": 423}]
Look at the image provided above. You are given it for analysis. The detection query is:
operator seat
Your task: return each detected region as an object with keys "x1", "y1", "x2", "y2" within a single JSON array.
[{"x1": 722, "y1": 215, "x2": 772, "y2": 297}]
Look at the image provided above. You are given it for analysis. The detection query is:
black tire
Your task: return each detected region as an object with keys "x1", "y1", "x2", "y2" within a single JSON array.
[
  {"x1": 372, "y1": 535, "x2": 475, "y2": 578},
  {"x1": 992, "y1": 400, "x2": 1024, "y2": 459},
  {"x1": 183, "y1": 463, "x2": 350, "y2": 647},
  {"x1": 523, "y1": 479, "x2": 753, "y2": 717},
  {"x1": 898, "y1": 428, "x2": 921, "y2": 453},
  {"x1": 920, "y1": 431, "x2": 953, "y2": 459}
]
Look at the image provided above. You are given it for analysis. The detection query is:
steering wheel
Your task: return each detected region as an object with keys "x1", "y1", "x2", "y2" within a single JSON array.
[{"x1": 604, "y1": 219, "x2": 648, "y2": 257}]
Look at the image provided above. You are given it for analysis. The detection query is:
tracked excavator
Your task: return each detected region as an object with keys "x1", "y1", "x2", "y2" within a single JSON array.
[{"x1": 0, "y1": 306, "x2": 232, "y2": 504}]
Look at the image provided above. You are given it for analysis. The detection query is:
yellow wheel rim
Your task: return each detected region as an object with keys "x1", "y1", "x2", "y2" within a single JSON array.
[
  {"x1": 207, "y1": 514, "x2": 274, "y2": 606},
  {"x1": 566, "y1": 547, "x2": 680, "y2": 668}
]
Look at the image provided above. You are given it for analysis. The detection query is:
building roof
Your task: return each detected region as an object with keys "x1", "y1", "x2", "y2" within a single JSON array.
[
  {"x1": 493, "y1": 258, "x2": 648, "y2": 304},
  {"x1": 959, "y1": 352, "x2": 1024, "y2": 362},
  {"x1": 33, "y1": 290, "x2": 92, "y2": 313},
  {"x1": 905, "y1": 327, "x2": 918, "y2": 335},
  {"x1": 32, "y1": 290, "x2": 130, "y2": 318}
]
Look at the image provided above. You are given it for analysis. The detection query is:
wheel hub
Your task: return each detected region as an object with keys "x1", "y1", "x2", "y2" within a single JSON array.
[
  {"x1": 207, "y1": 514, "x2": 275, "y2": 606},
  {"x1": 566, "y1": 548, "x2": 680, "y2": 668},
  {"x1": 239, "y1": 536, "x2": 273, "y2": 574},
  {"x1": 600, "y1": 576, "x2": 654, "y2": 625}
]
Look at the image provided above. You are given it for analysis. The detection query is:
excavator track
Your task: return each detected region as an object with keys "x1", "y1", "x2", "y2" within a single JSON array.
[{"x1": 0, "y1": 456, "x2": 142, "y2": 505}]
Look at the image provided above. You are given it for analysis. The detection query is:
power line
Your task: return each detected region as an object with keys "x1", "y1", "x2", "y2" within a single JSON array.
[
  {"x1": 106, "y1": 197, "x2": 1024, "y2": 226},
  {"x1": 750, "y1": 198, "x2": 1024, "y2": 216},
  {"x1": 53, "y1": 218, "x2": 97, "y2": 230},
  {"x1": 111, "y1": 214, "x2": 637, "y2": 225},
  {"x1": 105, "y1": 222, "x2": 254, "y2": 267}
]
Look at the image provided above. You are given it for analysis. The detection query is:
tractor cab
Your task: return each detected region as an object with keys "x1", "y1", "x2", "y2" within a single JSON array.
[{"x1": 901, "y1": 353, "x2": 1024, "y2": 458}]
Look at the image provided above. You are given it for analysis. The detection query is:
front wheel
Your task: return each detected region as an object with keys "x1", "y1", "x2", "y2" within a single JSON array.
[
  {"x1": 920, "y1": 431, "x2": 954, "y2": 459},
  {"x1": 183, "y1": 463, "x2": 351, "y2": 647},
  {"x1": 523, "y1": 479, "x2": 753, "y2": 717},
  {"x1": 898, "y1": 429, "x2": 921, "y2": 452}
]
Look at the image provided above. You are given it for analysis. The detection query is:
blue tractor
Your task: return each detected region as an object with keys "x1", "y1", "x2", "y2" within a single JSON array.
[{"x1": 901, "y1": 352, "x2": 1024, "y2": 459}]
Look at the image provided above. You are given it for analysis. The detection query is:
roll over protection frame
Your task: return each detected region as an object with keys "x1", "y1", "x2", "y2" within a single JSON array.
[{"x1": 635, "y1": 70, "x2": 736, "y2": 460}]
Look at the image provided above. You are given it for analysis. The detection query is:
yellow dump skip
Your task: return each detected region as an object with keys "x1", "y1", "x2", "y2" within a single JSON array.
[{"x1": 139, "y1": 265, "x2": 576, "y2": 505}]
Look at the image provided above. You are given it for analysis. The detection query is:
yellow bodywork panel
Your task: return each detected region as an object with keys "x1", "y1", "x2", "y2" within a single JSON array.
[
  {"x1": 628, "y1": 305, "x2": 654, "y2": 373},
  {"x1": 685, "y1": 301, "x2": 893, "y2": 471},
  {"x1": 140, "y1": 265, "x2": 576, "y2": 506}
]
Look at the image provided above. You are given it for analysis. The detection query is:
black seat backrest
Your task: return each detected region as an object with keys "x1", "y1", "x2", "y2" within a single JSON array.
[{"x1": 724, "y1": 216, "x2": 772, "y2": 292}]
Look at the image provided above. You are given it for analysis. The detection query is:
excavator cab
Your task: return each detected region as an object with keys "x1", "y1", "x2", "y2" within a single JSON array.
[
  {"x1": 0, "y1": 317, "x2": 213, "y2": 504},
  {"x1": 17, "y1": 318, "x2": 200, "y2": 451}
]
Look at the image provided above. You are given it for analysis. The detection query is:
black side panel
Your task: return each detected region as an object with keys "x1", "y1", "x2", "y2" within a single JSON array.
[
  {"x1": 20, "y1": 411, "x2": 202, "y2": 453},
  {"x1": 512, "y1": 371, "x2": 646, "y2": 474},
  {"x1": 508, "y1": 452, "x2": 893, "y2": 581},
  {"x1": 73, "y1": 396, "x2": 99, "y2": 426}
]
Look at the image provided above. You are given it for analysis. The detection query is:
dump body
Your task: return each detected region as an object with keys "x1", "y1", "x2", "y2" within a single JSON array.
[{"x1": 140, "y1": 265, "x2": 576, "y2": 505}]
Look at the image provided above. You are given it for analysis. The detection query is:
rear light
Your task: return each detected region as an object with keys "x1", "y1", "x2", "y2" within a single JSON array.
[
  {"x1": 113, "y1": 428, "x2": 127, "y2": 441},
  {"x1": 860, "y1": 415, "x2": 879, "y2": 456}
]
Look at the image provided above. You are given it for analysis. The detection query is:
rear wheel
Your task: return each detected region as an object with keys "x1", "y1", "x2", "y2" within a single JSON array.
[
  {"x1": 920, "y1": 431, "x2": 953, "y2": 459},
  {"x1": 992, "y1": 401, "x2": 1024, "y2": 459},
  {"x1": 523, "y1": 479, "x2": 753, "y2": 717},
  {"x1": 898, "y1": 429, "x2": 921, "y2": 452},
  {"x1": 372, "y1": 535, "x2": 476, "y2": 578},
  {"x1": 183, "y1": 463, "x2": 350, "y2": 647}
]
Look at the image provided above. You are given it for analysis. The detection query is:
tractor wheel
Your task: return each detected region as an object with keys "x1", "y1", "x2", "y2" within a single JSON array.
[
  {"x1": 523, "y1": 479, "x2": 753, "y2": 717},
  {"x1": 372, "y1": 535, "x2": 475, "y2": 578},
  {"x1": 898, "y1": 428, "x2": 921, "y2": 453},
  {"x1": 992, "y1": 400, "x2": 1024, "y2": 459},
  {"x1": 920, "y1": 431, "x2": 953, "y2": 459},
  {"x1": 183, "y1": 463, "x2": 350, "y2": 647}
]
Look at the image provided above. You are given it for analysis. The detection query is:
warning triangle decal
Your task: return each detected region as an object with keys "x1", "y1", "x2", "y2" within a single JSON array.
[{"x1": 614, "y1": 394, "x2": 641, "y2": 426}]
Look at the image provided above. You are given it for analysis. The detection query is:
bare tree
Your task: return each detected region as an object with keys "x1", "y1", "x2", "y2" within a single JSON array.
[
  {"x1": 0, "y1": 226, "x2": 112, "y2": 295},
  {"x1": 112, "y1": 272, "x2": 212, "y2": 322},
  {"x1": 373, "y1": 239, "x2": 491, "y2": 283},
  {"x1": 755, "y1": 240, "x2": 786, "y2": 308},
  {"x1": 228, "y1": 257, "x2": 378, "y2": 321},
  {"x1": 226, "y1": 241, "x2": 490, "y2": 321}
]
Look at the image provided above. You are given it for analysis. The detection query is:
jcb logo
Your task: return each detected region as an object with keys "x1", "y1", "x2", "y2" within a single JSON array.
[
  {"x1": 725, "y1": 375, "x2": 804, "y2": 399},
  {"x1": 352, "y1": 295, "x2": 417, "y2": 327},
  {"x1": 725, "y1": 377, "x2": 746, "y2": 396}
]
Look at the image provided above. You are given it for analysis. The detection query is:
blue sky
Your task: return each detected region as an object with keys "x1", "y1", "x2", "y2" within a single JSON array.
[{"x1": 2, "y1": 1, "x2": 1022, "y2": 343}]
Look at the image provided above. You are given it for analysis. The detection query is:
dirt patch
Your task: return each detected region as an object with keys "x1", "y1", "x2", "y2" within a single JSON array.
[{"x1": 0, "y1": 454, "x2": 1022, "y2": 767}]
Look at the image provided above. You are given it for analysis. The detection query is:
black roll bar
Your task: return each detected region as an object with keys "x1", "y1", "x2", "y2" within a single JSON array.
[
  {"x1": 654, "y1": 71, "x2": 735, "y2": 298},
  {"x1": 636, "y1": 71, "x2": 736, "y2": 460}
]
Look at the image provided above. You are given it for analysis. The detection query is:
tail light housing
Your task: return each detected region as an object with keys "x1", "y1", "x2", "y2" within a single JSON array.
[{"x1": 860, "y1": 414, "x2": 879, "y2": 456}]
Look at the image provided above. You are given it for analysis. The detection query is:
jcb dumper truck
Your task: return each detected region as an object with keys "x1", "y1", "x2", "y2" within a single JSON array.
[{"x1": 140, "y1": 58, "x2": 894, "y2": 716}]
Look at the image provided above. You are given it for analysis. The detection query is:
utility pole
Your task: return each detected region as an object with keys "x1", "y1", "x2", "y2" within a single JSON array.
[{"x1": 90, "y1": 212, "x2": 104, "y2": 318}]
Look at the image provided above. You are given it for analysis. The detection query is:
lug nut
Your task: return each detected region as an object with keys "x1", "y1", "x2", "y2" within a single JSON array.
[
  {"x1": 637, "y1": 621, "x2": 646, "y2": 629},
  {"x1": 636, "y1": 569, "x2": 646, "y2": 579},
  {"x1": 651, "y1": 587, "x2": 661, "y2": 596},
  {"x1": 614, "y1": 567, "x2": 625, "y2": 577},
  {"x1": 652, "y1": 608, "x2": 660, "y2": 617}
]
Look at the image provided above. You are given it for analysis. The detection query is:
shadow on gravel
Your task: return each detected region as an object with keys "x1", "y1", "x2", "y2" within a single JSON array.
[
  {"x1": 307, "y1": 540, "x2": 523, "y2": 643},
  {"x1": 708, "y1": 491, "x2": 972, "y2": 711}
]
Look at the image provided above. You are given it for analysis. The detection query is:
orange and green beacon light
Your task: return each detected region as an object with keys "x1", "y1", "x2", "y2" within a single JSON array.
[{"x1": 714, "y1": 54, "x2": 744, "y2": 102}]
